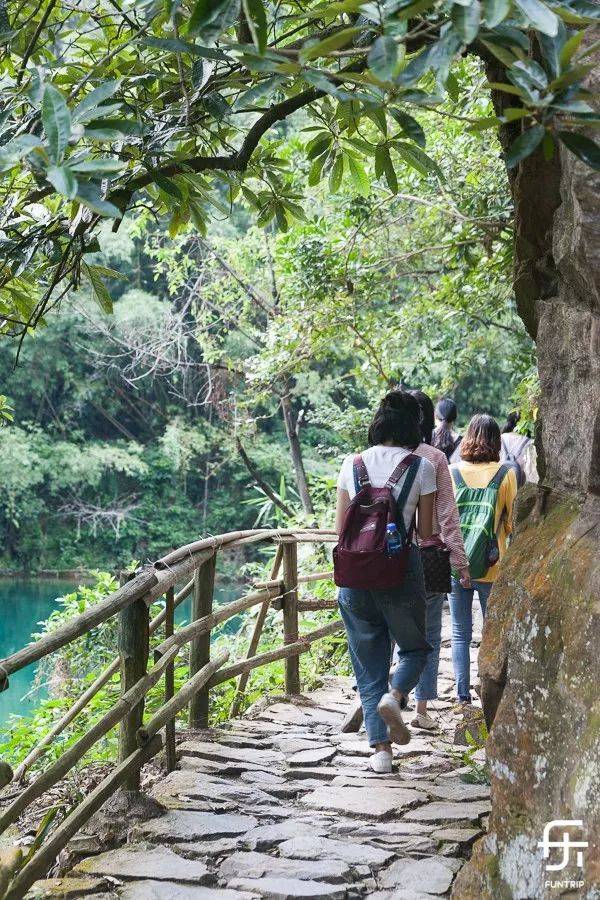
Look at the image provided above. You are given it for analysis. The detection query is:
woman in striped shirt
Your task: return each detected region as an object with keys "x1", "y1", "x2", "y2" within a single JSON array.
[{"x1": 406, "y1": 391, "x2": 471, "y2": 731}]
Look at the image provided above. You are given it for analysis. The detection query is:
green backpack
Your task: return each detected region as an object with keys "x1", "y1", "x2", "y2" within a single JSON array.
[{"x1": 450, "y1": 464, "x2": 509, "y2": 580}]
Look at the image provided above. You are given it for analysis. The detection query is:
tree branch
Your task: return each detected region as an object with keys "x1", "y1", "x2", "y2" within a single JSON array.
[{"x1": 235, "y1": 437, "x2": 294, "y2": 518}]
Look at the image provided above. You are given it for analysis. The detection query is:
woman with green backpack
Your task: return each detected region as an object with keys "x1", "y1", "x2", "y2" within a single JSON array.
[{"x1": 449, "y1": 414, "x2": 517, "y2": 704}]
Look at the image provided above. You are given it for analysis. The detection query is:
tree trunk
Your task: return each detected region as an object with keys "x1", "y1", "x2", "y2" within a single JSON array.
[
  {"x1": 280, "y1": 384, "x2": 315, "y2": 518},
  {"x1": 455, "y1": 45, "x2": 600, "y2": 899}
]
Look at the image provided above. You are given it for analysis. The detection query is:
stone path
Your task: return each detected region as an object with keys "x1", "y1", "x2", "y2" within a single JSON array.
[{"x1": 28, "y1": 606, "x2": 489, "y2": 899}]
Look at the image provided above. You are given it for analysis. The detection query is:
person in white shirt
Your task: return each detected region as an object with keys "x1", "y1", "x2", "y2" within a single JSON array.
[{"x1": 335, "y1": 391, "x2": 437, "y2": 774}]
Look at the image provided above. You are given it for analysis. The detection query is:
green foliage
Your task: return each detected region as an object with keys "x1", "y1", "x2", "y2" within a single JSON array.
[
  {"x1": 0, "y1": 0, "x2": 598, "y2": 336},
  {"x1": 457, "y1": 721, "x2": 491, "y2": 784}
]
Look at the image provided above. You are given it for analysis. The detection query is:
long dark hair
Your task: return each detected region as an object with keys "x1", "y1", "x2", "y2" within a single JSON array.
[
  {"x1": 432, "y1": 397, "x2": 458, "y2": 457},
  {"x1": 368, "y1": 390, "x2": 422, "y2": 450},
  {"x1": 409, "y1": 390, "x2": 435, "y2": 444},
  {"x1": 460, "y1": 414, "x2": 501, "y2": 462}
]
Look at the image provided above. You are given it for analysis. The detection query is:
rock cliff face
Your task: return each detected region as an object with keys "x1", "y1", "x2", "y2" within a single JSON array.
[{"x1": 454, "y1": 50, "x2": 600, "y2": 900}]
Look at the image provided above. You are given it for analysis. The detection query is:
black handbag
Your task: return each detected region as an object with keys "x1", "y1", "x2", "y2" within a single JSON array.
[{"x1": 419, "y1": 540, "x2": 452, "y2": 593}]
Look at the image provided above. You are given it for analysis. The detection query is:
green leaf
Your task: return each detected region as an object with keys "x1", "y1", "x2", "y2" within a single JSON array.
[
  {"x1": 486, "y1": 81, "x2": 528, "y2": 97},
  {"x1": 242, "y1": 0, "x2": 268, "y2": 54},
  {"x1": 502, "y1": 107, "x2": 531, "y2": 121},
  {"x1": 234, "y1": 75, "x2": 284, "y2": 108},
  {"x1": 446, "y1": 71, "x2": 461, "y2": 101},
  {"x1": 141, "y1": 36, "x2": 226, "y2": 59},
  {"x1": 155, "y1": 175, "x2": 184, "y2": 200},
  {"x1": 389, "y1": 108, "x2": 426, "y2": 147},
  {"x1": 308, "y1": 154, "x2": 327, "y2": 186},
  {"x1": 82, "y1": 262, "x2": 114, "y2": 314},
  {"x1": 480, "y1": 39, "x2": 518, "y2": 67},
  {"x1": 69, "y1": 158, "x2": 123, "y2": 174},
  {"x1": 329, "y1": 154, "x2": 344, "y2": 192},
  {"x1": 483, "y1": 0, "x2": 510, "y2": 28},
  {"x1": 559, "y1": 29, "x2": 585, "y2": 68},
  {"x1": 306, "y1": 133, "x2": 333, "y2": 160},
  {"x1": 301, "y1": 27, "x2": 362, "y2": 61},
  {"x1": 347, "y1": 155, "x2": 370, "y2": 196},
  {"x1": 187, "y1": 0, "x2": 240, "y2": 38},
  {"x1": 46, "y1": 165, "x2": 78, "y2": 199},
  {"x1": 452, "y1": 1, "x2": 481, "y2": 44},
  {"x1": 505, "y1": 124, "x2": 545, "y2": 167},
  {"x1": 467, "y1": 115, "x2": 501, "y2": 131},
  {"x1": 374, "y1": 144, "x2": 387, "y2": 178},
  {"x1": 75, "y1": 181, "x2": 121, "y2": 218},
  {"x1": 511, "y1": 59, "x2": 548, "y2": 89},
  {"x1": 383, "y1": 152, "x2": 398, "y2": 193},
  {"x1": 396, "y1": 141, "x2": 444, "y2": 178},
  {"x1": 548, "y1": 62, "x2": 595, "y2": 91},
  {"x1": 84, "y1": 118, "x2": 141, "y2": 138},
  {"x1": 513, "y1": 0, "x2": 559, "y2": 36},
  {"x1": 368, "y1": 35, "x2": 398, "y2": 81},
  {"x1": 72, "y1": 80, "x2": 121, "y2": 122},
  {"x1": 557, "y1": 130, "x2": 600, "y2": 169},
  {"x1": 41, "y1": 84, "x2": 71, "y2": 164},
  {"x1": 542, "y1": 131, "x2": 555, "y2": 160}
]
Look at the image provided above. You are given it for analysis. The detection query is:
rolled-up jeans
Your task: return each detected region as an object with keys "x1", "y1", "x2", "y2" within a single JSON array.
[
  {"x1": 414, "y1": 592, "x2": 445, "y2": 701},
  {"x1": 338, "y1": 546, "x2": 431, "y2": 746},
  {"x1": 448, "y1": 577, "x2": 492, "y2": 702}
]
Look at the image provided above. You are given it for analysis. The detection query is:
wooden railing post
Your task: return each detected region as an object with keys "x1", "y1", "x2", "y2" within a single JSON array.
[
  {"x1": 230, "y1": 544, "x2": 283, "y2": 718},
  {"x1": 282, "y1": 539, "x2": 300, "y2": 695},
  {"x1": 118, "y1": 573, "x2": 149, "y2": 792},
  {"x1": 164, "y1": 586, "x2": 176, "y2": 773},
  {"x1": 189, "y1": 552, "x2": 216, "y2": 729}
]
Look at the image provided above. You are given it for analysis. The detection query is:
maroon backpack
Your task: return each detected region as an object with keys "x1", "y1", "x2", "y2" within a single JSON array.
[{"x1": 333, "y1": 453, "x2": 421, "y2": 590}]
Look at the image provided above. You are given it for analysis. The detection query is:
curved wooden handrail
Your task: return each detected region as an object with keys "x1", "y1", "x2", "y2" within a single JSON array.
[{"x1": 0, "y1": 528, "x2": 340, "y2": 899}]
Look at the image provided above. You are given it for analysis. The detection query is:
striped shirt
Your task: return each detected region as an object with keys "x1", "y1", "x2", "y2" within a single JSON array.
[{"x1": 413, "y1": 442, "x2": 469, "y2": 572}]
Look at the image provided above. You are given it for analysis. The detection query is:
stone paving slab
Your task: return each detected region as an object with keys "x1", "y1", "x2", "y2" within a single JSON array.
[
  {"x1": 226, "y1": 877, "x2": 348, "y2": 899},
  {"x1": 219, "y1": 851, "x2": 352, "y2": 883},
  {"x1": 300, "y1": 784, "x2": 428, "y2": 819},
  {"x1": 118, "y1": 883, "x2": 258, "y2": 899},
  {"x1": 58, "y1": 623, "x2": 487, "y2": 900},
  {"x1": 133, "y1": 810, "x2": 259, "y2": 843}
]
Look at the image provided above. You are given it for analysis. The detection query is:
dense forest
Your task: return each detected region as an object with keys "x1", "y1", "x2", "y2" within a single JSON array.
[{"x1": 0, "y1": 66, "x2": 533, "y2": 571}]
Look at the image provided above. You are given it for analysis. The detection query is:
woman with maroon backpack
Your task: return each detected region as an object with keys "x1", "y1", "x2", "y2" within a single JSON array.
[{"x1": 334, "y1": 391, "x2": 436, "y2": 774}]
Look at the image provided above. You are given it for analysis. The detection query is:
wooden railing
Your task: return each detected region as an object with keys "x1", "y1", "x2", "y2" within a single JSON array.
[{"x1": 0, "y1": 529, "x2": 340, "y2": 900}]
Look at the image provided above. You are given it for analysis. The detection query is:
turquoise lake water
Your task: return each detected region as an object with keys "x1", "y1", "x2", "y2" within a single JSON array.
[{"x1": 0, "y1": 577, "x2": 239, "y2": 726}]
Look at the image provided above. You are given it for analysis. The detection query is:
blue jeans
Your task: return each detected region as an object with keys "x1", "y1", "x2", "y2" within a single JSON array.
[
  {"x1": 414, "y1": 592, "x2": 445, "y2": 701},
  {"x1": 448, "y1": 577, "x2": 492, "y2": 702},
  {"x1": 338, "y1": 547, "x2": 430, "y2": 746}
]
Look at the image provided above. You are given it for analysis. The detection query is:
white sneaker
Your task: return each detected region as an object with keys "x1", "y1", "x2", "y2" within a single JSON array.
[
  {"x1": 369, "y1": 750, "x2": 393, "y2": 773},
  {"x1": 411, "y1": 712, "x2": 438, "y2": 732},
  {"x1": 377, "y1": 693, "x2": 411, "y2": 745}
]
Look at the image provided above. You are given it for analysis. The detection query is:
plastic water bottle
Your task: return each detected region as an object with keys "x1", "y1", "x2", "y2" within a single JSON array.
[{"x1": 386, "y1": 523, "x2": 402, "y2": 555}]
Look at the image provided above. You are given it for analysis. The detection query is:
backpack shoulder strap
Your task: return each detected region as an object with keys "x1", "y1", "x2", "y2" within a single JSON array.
[
  {"x1": 450, "y1": 465, "x2": 466, "y2": 488},
  {"x1": 488, "y1": 463, "x2": 510, "y2": 489},
  {"x1": 393, "y1": 456, "x2": 421, "y2": 543},
  {"x1": 352, "y1": 454, "x2": 370, "y2": 493},
  {"x1": 385, "y1": 453, "x2": 419, "y2": 489}
]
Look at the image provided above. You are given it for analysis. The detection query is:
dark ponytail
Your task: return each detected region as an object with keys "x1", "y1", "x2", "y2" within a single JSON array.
[
  {"x1": 368, "y1": 390, "x2": 422, "y2": 450},
  {"x1": 501, "y1": 411, "x2": 520, "y2": 434},
  {"x1": 408, "y1": 389, "x2": 435, "y2": 444},
  {"x1": 432, "y1": 397, "x2": 458, "y2": 458}
]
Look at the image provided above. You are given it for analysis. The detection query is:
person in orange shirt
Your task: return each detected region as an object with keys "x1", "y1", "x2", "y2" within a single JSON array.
[{"x1": 449, "y1": 414, "x2": 517, "y2": 704}]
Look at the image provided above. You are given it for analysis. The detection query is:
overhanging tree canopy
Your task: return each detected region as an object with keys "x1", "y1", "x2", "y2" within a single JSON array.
[{"x1": 1, "y1": 0, "x2": 599, "y2": 340}]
